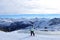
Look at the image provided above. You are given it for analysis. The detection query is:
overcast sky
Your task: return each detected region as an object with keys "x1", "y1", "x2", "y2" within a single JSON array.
[{"x1": 0, "y1": 0, "x2": 60, "y2": 15}]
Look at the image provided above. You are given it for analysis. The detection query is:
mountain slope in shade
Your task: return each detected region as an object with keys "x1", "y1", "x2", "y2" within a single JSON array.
[{"x1": 0, "y1": 18, "x2": 60, "y2": 31}]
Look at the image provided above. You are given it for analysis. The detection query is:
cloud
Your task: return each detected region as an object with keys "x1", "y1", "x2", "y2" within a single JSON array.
[{"x1": 0, "y1": 0, "x2": 60, "y2": 15}]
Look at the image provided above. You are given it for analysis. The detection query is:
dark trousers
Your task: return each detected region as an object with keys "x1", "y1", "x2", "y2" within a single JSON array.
[{"x1": 31, "y1": 31, "x2": 35, "y2": 36}]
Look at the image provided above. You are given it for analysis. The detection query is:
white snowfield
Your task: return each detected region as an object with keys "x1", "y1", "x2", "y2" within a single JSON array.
[{"x1": 1, "y1": 30, "x2": 60, "y2": 40}]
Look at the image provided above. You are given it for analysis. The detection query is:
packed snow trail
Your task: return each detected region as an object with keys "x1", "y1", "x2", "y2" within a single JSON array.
[{"x1": 0, "y1": 31, "x2": 60, "y2": 40}]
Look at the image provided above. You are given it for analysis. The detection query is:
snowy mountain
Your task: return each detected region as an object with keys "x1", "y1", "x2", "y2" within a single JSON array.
[
  {"x1": 49, "y1": 18, "x2": 60, "y2": 26},
  {"x1": 0, "y1": 18, "x2": 60, "y2": 32}
]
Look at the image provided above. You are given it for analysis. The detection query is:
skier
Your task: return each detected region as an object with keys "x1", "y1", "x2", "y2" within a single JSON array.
[{"x1": 30, "y1": 26, "x2": 35, "y2": 36}]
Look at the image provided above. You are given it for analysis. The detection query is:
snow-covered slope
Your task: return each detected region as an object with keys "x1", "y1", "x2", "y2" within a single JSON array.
[{"x1": 1, "y1": 30, "x2": 60, "y2": 40}]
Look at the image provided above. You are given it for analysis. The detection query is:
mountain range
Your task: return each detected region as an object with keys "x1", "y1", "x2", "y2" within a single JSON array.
[{"x1": 0, "y1": 18, "x2": 60, "y2": 32}]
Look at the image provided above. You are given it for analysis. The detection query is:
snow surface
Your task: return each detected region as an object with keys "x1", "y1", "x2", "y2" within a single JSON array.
[{"x1": 0, "y1": 30, "x2": 60, "y2": 40}]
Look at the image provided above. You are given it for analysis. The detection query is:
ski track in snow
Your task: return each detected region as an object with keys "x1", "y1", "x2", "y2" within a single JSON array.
[{"x1": 0, "y1": 31, "x2": 60, "y2": 40}]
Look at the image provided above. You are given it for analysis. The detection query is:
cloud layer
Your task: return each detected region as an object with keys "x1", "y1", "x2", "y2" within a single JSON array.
[{"x1": 0, "y1": 0, "x2": 60, "y2": 15}]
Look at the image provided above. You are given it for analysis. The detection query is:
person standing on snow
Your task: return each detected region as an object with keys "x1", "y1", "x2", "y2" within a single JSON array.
[{"x1": 30, "y1": 26, "x2": 35, "y2": 36}]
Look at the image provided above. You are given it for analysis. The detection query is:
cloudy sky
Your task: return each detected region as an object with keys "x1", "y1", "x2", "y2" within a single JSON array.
[{"x1": 0, "y1": 0, "x2": 60, "y2": 15}]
